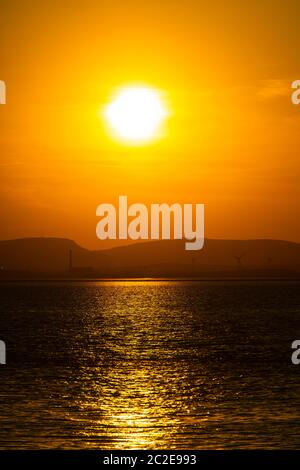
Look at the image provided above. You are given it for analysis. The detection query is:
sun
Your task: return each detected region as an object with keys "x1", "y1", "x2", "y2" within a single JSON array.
[{"x1": 104, "y1": 86, "x2": 168, "y2": 144}]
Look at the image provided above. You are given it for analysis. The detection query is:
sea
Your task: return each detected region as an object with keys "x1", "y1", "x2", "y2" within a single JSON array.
[{"x1": 0, "y1": 280, "x2": 299, "y2": 449}]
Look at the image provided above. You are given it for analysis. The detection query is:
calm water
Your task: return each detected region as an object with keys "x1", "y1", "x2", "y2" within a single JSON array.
[{"x1": 0, "y1": 280, "x2": 300, "y2": 449}]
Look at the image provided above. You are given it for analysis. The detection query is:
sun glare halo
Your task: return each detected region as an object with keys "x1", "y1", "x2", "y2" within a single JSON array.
[{"x1": 103, "y1": 86, "x2": 168, "y2": 144}]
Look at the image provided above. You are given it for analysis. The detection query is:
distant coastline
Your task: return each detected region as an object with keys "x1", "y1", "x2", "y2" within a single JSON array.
[{"x1": 1, "y1": 237, "x2": 300, "y2": 280}]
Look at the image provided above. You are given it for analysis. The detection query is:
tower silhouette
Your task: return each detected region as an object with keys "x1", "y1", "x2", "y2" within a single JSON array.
[{"x1": 69, "y1": 249, "x2": 73, "y2": 272}]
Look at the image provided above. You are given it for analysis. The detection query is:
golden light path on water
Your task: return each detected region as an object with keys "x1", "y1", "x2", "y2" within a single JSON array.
[
  {"x1": 67, "y1": 281, "x2": 213, "y2": 449},
  {"x1": 76, "y1": 362, "x2": 206, "y2": 449}
]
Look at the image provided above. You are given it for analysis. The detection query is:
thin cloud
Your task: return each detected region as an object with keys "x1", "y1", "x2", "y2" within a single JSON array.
[{"x1": 257, "y1": 79, "x2": 290, "y2": 99}]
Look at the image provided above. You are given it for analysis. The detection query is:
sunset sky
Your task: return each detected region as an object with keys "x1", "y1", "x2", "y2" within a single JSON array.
[{"x1": 1, "y1": 0, "x2": 300, "y2": 249}]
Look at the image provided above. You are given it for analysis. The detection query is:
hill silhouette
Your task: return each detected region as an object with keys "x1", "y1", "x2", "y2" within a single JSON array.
[{"x1": 0, "y1": 237, "x2": 300, "y2": 278}]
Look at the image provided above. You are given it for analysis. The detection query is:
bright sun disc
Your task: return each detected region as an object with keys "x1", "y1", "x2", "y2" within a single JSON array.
[{"x1": 104, "y1": 86, "x2": 168, "y2": 144}]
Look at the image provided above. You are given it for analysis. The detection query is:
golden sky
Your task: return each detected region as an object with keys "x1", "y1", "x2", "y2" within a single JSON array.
[{"x1": 0, "y1": 0, "x2": 300, "y2": 248}]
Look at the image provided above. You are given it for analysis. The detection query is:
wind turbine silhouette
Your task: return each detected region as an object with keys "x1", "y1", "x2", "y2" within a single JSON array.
[{"x1": 233, "y1": 251, "x2": 247, "y2": 268}]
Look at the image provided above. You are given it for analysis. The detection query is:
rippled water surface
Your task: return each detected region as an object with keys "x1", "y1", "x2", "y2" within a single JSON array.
[{"x1": 0, "y1": 280, "x2": 300, "y2": 449}]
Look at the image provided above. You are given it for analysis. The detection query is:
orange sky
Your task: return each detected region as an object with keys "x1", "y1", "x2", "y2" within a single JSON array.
[{"x1": 0, "y1": 0, "x2": 300, "y2": 249}]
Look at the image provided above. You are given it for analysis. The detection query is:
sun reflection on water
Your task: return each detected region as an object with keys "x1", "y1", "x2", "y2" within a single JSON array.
[{"x1": 1, "y1": 280, "x2": 300, "y2": 449}]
